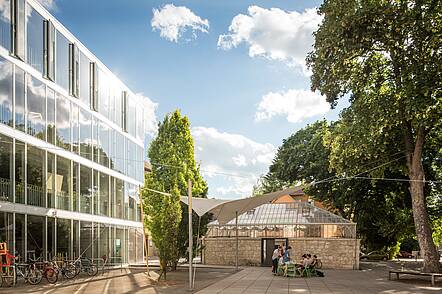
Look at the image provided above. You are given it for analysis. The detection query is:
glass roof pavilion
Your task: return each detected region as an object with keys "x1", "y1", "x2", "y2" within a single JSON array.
[{"x1": 207, "y1": 202, "x2": 356, "y2": 239}]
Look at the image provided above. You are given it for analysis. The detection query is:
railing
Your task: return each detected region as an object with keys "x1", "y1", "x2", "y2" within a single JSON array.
[
  {"x1": 56, "y1": 191, "x2": 70, "y2": 210},
  {"x1": 0, "y1": 178, "x2": 12, "y2": 202},
  {"x1": 27, "y1": 184, "x2": 45, "y2": 207}
]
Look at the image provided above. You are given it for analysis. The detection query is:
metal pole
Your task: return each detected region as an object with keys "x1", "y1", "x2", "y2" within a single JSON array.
[
  {"x1": 188, "y1": 179, "x2": 193, "y2": 291},
  {"x1": 235, "y1": 211, "x2": 238, "y2": 271},
  {"x1": 138, "y1": 186, "x2": 150, "y2": 275}
]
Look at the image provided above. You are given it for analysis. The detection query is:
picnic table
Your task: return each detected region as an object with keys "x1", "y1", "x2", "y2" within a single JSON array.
[{"x1": 389, "y1": 269, "x2": 442, "y2": 286}]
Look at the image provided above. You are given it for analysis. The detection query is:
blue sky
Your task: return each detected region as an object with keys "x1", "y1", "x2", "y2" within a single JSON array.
[{"x1": 47, "y1": 0, "x2": 347, "y2": 199}]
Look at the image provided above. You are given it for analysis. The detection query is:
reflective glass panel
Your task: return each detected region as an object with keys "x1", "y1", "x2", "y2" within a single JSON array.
[
  {"x1": 27, "y1": 215, "x2": 45, "y2": 260},
  {"x1": 99, "y1": 173, "x2": 109, "y2": 217},
  {"x1": 115, "y1": 179, "x2": 124, "y2": 219},
  {"x1": 26, "y1": 5, "x2": 44, "y2": 72},
  {"x1": 47, "y1": 152, "x2": 55, "y2": 208},
  {"x1": 71, "y1": 104, "x2": 79, "y2": 154},
  {"x1": 47, "y1": 88, "x2": 55, "y2": 145},
  {"x1": 27, "y1": 77, "x2": 46, "y2": 139},
  {"x1": 15, "y1": 213, "x2": 25, "y2": 262},
  {"x1": 0, "y1": 57, "x2": 12, "y2": 126},
  {"x1": 99, "y1": 122, "x2": 109, "y2": 167},
  {"x1": 56, "y1": 31, "x2": 69, "y2": 90},
  {"x1": 93, "y1": 170, "x2": 98, "y2": 214},
  {"x1": 15, "y1": 140, "x2": 25, "y2": 204},
  {"x1": 14, "y1": 66, "x2": 25, "y2": 131},
  {"x1": 56, "y1": 155, "x2": 71, "y2": 210},
  {"x1": 73, "y1": 162, "x2": 79, "y2": 212},
  {"x1": 80, "y1": 165, "x2": 92, "y2": 214},
  {"x1": 56, "y1": 94, "x2": 70, "y2": 150},
  {"x1": 47, "y1": 217, "x2": 55, "y2": 259},
  {"x1": 57, "y1": 218, "x2": 71, "y2": 259},
  {"x1": 92, "y1": 118, "x2": 99, "y2": 163},
  {"x1": 79, "y1": 52, "x2": 89, "y2": 106},
  {"x1": 73, "y1": 220, "x2": 79, "y2": 258},
  {"x1": 0, "y1": 0, "x2": 11, "y2": 50},
  {"x1": 80, "y1": 221, "x2": 92, "y2": 258},
  {"x1": 98, "y1": 69, "x2": 109, "y2": 118},
  {"x1": 27, "y1": 145, "x2": 45, "y2": 207},
  {"x1": 0, "y1": 134, "x2": 12, "y2": 202},
  {"x1": 79, "y1": 109, "x2": 92, "y2": 160}
]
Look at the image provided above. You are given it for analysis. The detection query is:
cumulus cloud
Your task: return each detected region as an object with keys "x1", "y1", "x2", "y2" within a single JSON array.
[
  {"x1": 218, "y1": 6, "x2": 322, "y2": 73},
  {"x1": 151, "y1": 4, "x2": 209, "y2": 42},
  {"x1": 192, "y1": 126, "x2": 275, "y2": 198},
  {"x1": 255, "y1": 89, "x2": 329, "y2": 123},
  {"x1": 135, "y1": 93, "x2": 158, "y2": 137}
]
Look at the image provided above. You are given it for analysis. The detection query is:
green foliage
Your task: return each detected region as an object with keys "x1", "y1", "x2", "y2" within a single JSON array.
[
  {"x1": 433, "y1": 218, "x2": 442, "y2": 247},
  {"x1": 142, "y1": 110, "x2": 208, "y2": 276},
  {"x1": 306, "y1": 0, "x2": 442, "y2": 272}
]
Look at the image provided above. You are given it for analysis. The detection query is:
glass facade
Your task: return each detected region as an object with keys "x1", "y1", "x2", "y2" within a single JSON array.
[{"x1": 0, "y1": 1, "x2": 145, "y2": 264}]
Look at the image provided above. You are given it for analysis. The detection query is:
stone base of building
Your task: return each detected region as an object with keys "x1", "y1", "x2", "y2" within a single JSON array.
[{"x1": 203, "y1": 237, "x2": 360, "y2": 269}]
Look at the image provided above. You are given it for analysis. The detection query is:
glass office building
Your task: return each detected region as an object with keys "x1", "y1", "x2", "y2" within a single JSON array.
[{"x1": 0, "y1": 0, "x2": 145, "y2": 264}]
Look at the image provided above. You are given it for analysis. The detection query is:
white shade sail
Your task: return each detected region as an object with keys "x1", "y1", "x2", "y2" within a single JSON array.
[{"x1": 180, "y1": 187, "x2": 303, "y2": 225}]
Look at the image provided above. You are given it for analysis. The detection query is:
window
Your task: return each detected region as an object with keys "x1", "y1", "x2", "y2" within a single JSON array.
[
  {"x1": 43, "y1": 20, "x2": 55, "y2": 81},
  {"x1": 98, "y1": 69, "x2": 109, "y2": 118},
  {"x1": 90, "y1": 62, "x2": 98, "y2": 111},
  {"x1": 80, "y1": 165, "x2": 92, "y2": 214},
  {"x1": 114, "y1": 87, "x2": 122, "y2": 127},
  {"x1": 12, "y1": 0, "x2": 25, "y2": 60},
  {"x1": 27, "y1": 215, "x2": 45, "y2": 260},
  {"x1": 47, "y1": 88, "x2": 55, "y2": 145},
  {"x1": 121, "y1": 91, "x2": 127, "y2": 131},
  {"x1": 136, "y1": 105, "x2": 144, "y2": 142},
  {"x1": 47, "y1": 152, "x2": 55, "y2": 208},
  {"x1": 27, "y1": 77, "x2": 46, "y2": 139},
  {"x1": 0, "y1": 135, "x2": 13, "y2": 202},
  {"x1": 80, "y1": 221, "x2": 92, "y2": 258},
  {"x1": 14, "y1": 66, "x2": 25, "y2": 131},
  {"x1": 69, "y1": 43, "x2": 79, "y2": 97},
  {"x1": 99, "y1": 122, "x2": 110, "y2": 167},
  {"x1": 99, "y1": 173, "x2": 109, "y2": 217},
  {"x1": 115, "y1": 178, "x2": 124, "y2": 219},
  {"x1": 57, "y1": 218, "x2": 71, "y2": 259},
  {"x1": 56, "y1": 94, "x2": 70, "y2": 150},
  {"x1": 127, "y1": 96, "x2": 136, "y2": 137},
  {"x1": 0, "y1": 0, "x2": 11, "y2": 50},
  {"x1": 79, "y1": 52, "x2": 89, "y2": 106},
  {"x1": 26, "y1": 4, "x2": 44, "y2": 72},
  {"x1": 79, "y1": 109, "x2": 92, "y2": 160},
  {"x1": 71, "y1": 104, "x2": 79, "y2": 154},
  {"x1": 92, "y1": 118, "x2": 99, "y2": 163},
  {"x1": 56, "y1": 31, "x2": 69, "y2": 90},
  {"x1": 15, "y1": 140, "x2": 25, "y2": 204},
  {"x1": 0, "y1": 57, "x2": 13, "y2": 127},
  {"x1": 56, "y1": 155, "x2": 71, "y2": 211},
  {"x1": 27, "y1": 145, "x2": 45, "y2": 207},
  {"x1": 47, "y1": 216, "x2": 55, "y2": 259},
  {"x1": 73, "y1": 162, "x2": 79, "y2": 212},
  {"x1": 93, "y1": 170, "x2": 98, "y2": 214}
]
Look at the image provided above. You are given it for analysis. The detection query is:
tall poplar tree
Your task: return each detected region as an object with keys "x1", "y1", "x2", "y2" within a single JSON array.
[{"x1": 142, "y1": 110, "x2": 208, "y2": 278}]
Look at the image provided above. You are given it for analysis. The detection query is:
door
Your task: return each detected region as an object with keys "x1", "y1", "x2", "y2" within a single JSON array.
[{"x1": 261, "y1": 238, "x2": 288, "y2": 266}]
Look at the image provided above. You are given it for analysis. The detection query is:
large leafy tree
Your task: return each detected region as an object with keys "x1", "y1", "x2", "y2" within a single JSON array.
[
  {"x1": 307, "y1": 0, "x2": 442, "y2": 272},
  {"x1": 142, "y1": 110, "x2": 208, "y2": 277}
]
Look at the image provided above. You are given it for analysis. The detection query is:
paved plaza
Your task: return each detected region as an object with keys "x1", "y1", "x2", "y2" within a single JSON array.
[{"x1": 197, "y1": 263, "x2": 442, "y2": 294}]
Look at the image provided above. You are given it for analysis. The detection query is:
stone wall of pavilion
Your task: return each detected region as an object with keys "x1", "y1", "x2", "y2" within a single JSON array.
[{"x1": 203, "y1": 237, "x2": 360, "y2": 269}]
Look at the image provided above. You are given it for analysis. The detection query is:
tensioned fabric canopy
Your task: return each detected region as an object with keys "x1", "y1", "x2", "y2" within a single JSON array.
[{"x1": 180, "y1": 186, "x2": 303, "y2": 225}]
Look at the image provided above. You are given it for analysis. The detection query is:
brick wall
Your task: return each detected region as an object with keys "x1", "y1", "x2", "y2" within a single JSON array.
[{"x1": 203, "y1": 237, "x2": 360, "y2": 269}]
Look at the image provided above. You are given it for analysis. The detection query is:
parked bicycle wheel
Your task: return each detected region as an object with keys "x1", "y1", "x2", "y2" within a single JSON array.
[
  {"x1": 62, "y1": 263, "x2": 77, "y2": 279},
  {"x1": 26, "y1": 267, "x2": 42, "y2": 285},
  {"x1": 87, "y1": 264, "x2": 98, "y2": 276},
  {"x1": 315, "y1": 260, "x2": 323, "y2": 269},
  {"x1": 45, "y1": 268, "x2": 58, "y2": 284}
]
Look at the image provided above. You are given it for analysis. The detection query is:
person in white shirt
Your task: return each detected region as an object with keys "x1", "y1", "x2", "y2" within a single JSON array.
[{"x1": 272, "y1": 245, "x2": 281, "y2": 274}]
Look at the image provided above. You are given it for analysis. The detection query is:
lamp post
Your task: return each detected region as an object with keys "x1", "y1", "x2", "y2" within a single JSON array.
[{"x1": 188, "y1": 179, "x2": 193, "y2": 291}]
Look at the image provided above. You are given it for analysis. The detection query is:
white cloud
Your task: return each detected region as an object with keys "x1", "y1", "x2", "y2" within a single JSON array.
[
  {"x1": 255, "y1": 89, "x2": 329, "y2": 123},
  {"x1": 151, "y1": 4, "x2": 209, "y2": 42},
  {"x1": 218, "y1": 6, "x2": 322, "y2": 73},
  {"x1": 36, "y1": 0, "x2": 56, "y2": 10},
  {"x1": 135, "y1": 93, "x2": 158, "y2": 137},
  {"x1": 192, "y1": 127, "x2": 276, "y2": 198}
]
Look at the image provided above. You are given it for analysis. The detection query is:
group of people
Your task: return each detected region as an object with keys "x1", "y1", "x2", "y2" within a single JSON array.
[{"x1": 271, "y1": 245, "x2": 321, "y2": 276}]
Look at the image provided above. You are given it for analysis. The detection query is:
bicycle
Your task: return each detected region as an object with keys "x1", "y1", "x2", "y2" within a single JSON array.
[
  {"x1": 72, "y1": 257, "x2": 98, "y2": 277},
  {"x1": 32, "y1": 258, "x2": 58, "y2": 284}
]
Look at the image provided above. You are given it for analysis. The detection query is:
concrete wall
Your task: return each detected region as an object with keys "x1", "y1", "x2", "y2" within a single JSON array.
[{"x1": 203, "y1": 237, "x2": 360, "y2": 269}]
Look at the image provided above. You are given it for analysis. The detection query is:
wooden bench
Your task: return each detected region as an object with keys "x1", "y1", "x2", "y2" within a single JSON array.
[{"x1": 389, "y1": 270, "x2": 442, "y2": 286}]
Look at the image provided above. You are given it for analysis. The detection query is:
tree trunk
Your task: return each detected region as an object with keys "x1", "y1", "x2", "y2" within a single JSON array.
[{"x1": 405, "y1": 127, "x2": 441, "y2": 273}]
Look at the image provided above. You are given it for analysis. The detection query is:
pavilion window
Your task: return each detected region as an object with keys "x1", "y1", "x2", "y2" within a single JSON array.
[
  {"x1": 69, "y1": 43, "x2": 79, "y2": 97},
  {"x1": 43, "y1": 20, "x2": 55, "y2": 81},
  {"x1": 11, "y1": 0, "x2": 25, "y2": 60},
  {"x1": 90, "y1": 62, "x2": 98, "y2": 111}
]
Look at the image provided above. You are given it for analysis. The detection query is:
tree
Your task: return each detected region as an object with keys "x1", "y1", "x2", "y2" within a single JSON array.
[
  {"x1": 307, "y1": 0, "x2": 442, "y2": 272},
  {"x1": 142, "y1": 110, "x2": 208, "y2": 277},
  {"x1": 260, "y1": 121, "x2": 414, "y2": 252}
]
